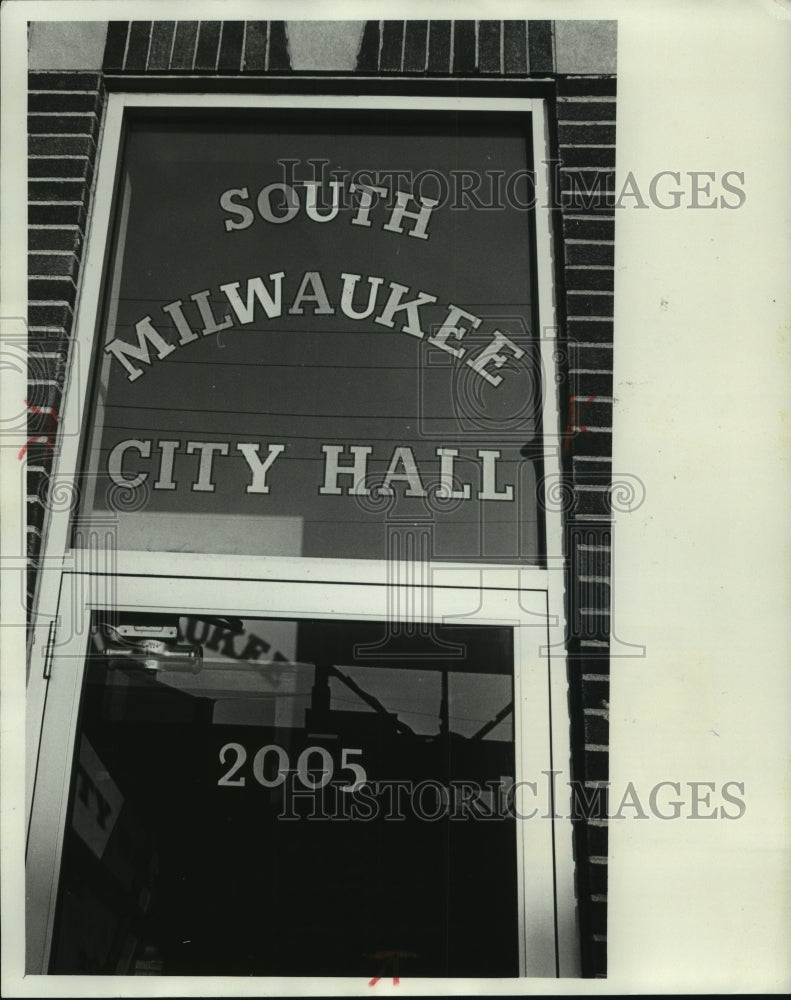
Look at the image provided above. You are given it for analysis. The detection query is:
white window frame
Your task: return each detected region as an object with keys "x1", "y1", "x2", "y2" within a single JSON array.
[{"x1": 26, "y1": 93, "x2": 577, "y2": 980}]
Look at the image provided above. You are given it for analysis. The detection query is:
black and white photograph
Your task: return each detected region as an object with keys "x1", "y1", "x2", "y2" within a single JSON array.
[{"x1": 1, "y1": 1, "x2": 789, "y2": 995}]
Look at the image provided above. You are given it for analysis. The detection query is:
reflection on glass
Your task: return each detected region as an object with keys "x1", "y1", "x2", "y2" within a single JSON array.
[{"x1": 50, "y1": 613, "x2": 518, "y2": 977}]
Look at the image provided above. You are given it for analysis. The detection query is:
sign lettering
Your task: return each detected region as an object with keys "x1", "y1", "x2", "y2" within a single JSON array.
[{"x1": 106, "y1": 269, "x2": 524, "y2": 386}]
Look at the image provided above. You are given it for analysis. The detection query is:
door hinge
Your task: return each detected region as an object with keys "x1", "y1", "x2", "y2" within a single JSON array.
[{"x1": 42, "y1": 619, "x2": 57, "y2": 680}]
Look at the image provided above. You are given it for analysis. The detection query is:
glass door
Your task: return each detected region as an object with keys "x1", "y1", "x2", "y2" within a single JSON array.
[{"x1": 26, "y1": 573, "x2": 559, "y2": 979}]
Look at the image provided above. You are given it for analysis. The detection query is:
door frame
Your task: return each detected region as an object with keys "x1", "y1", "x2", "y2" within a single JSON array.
[
  {"x1": 25, "y1": 91, "x2": 578, "y2": 981},
  {"x1": 27, "y1": 570, "x2": 576, "y2": 979}
]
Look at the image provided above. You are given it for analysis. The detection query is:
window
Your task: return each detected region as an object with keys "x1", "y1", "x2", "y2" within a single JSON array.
[{"x1": 26, "y1": 94, "x2": 575, "y2": 979}]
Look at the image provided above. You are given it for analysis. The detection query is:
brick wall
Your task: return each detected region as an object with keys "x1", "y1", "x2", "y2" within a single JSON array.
[
  {"x1": 27, "y1": 70, "x2": 105, "y2": 614},
  {"x1": 27, "y1": 18, "x2": 615, "y2": 978},
  {"x1": 555, "y1": 78, "x2": 615, "y2": 978},
  {"x1": 102, "y1": 20, "x2": 290, "y2": 73}
]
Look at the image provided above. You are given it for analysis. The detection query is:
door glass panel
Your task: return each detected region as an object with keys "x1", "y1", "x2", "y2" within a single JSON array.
[{"x1": 50, "y1": 611, "x2": 518, "y2": 977}]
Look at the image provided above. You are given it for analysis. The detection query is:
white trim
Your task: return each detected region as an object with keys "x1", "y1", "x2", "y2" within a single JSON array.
[
  {"x1": 531, "y1": 105, "x2": 579, "y2": 977},
  {"x1": 27, "y1": 93, "x2": 125, "y2": 818}
]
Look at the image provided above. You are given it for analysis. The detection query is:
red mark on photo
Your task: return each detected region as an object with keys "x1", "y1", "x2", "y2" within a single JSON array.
[
  {"x1": 564, "y1": 394, "x2": 596, "y2": 454},
  {"x1": 18, "y1": 398, "x2": 59, "y2": 460},
  {"x1": 368, "y1": 948, "x2": 416, "y2": 986}
]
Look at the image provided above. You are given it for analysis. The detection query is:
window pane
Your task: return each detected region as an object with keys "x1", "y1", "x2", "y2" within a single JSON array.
[
  {"x1": 75, "y1": 111, "x2": 543, "y2": 562},
  {"x1": 50, "y1": 612, "x2": 518, "y2": 977}
]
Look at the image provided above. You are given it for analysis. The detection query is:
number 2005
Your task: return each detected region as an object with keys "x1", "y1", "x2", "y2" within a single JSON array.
[{"x1": 218, "y1": 742, "x2": 367, "y2": 792}]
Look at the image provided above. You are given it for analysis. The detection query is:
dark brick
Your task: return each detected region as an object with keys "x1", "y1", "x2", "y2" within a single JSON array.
[
  {"x1": 195, "y1": 21, "x2": 221, "y2": 71},
  {"x1": 567, "y1": 427, "x2": 612, "y2": 458},
  {"x1": 28, "y1": 355, "x2": 70, "y2": 392},
  {"x1": 565, "y1": 241, "x2": 614, "y2": 267},
  {"x1": 571, "y1": 783, "x2": 609, "y2": 822},
  {"x1": 478, "y1": 21, "x2": 501, "y2": 74},
  {"x1": 584, "y1": 749, "x2": 609, "y2": 782},
  {"x1": 567, "y1": 317, "x2": 614, "y2": 344},
  {"x1": 29, "y1": 134, "x2": 95, "y2": 157},
  {"x1": 558, "y1": 77, "x2": 617, "y2": 97},
  {"x1": 559, "y1": 123, "x2": 616, "y2": 146},
  {"x1": 562, "y1": 214, "x2": 615, "y2": 241},
  {"x1": 27, "y1": 499, "x2": 46, "y2": 533},
  {"x1": 28, "y1": 253, "x2": 79, "y2": 279},
  {"x1": 125, "y1": 21, "x2": 152, "y2": 71},
  {"x1": 572, "y1": 612, "x2": 611, "y2": 651},
  {"x1": 28, "y1": 114, "x2": 100, "y2": 138},
  {"x1": 573, "y1": 457, "x2": 613, "y2": 488},
  {"x1": 25, "y1": 436, "x2": 57, "y2": 467},
  {"x1": 28, "y1": 158, "x2": 93, "y2": 182},
  {"x1": 558, "y1": 175, "x2": 616, "y2": 206},
  {"x1": 565, "y1": 267, "x2": 614, "y2": 292},
  {"x1": 560, "y1": 182, "x2": 617, "y2": 216},
  {"x1": 28, "y1": 527, "x2": 44, "y2": 561},
  {"x1": 26, "y1": 396, "x2": 64, "y2": 438},
  {"x1": 584, "y1": 713, "x2": 609, "y2": 747},
  {"x1": 579, "y1": 661, "x2": 610, "y2": 694},
  {"x1": 570, "y1": 376, "x2": 613, "y2": 406},
  {"x1": 28, "y1": 180, "x2": 87, "y2": 203},
  {"x1": 103, "y1": 22, "x2": 129, "y2": 71},
  {"x1": 427, "y1": 21, "x2": 451, "y2": 73},
  {"x1": 573, "y1": 344, "x2": 613, "y2": 368},
  {"x1": 218, "y1": 22, "x2": 245, "y2": 72},
  {"x1": 403, "y1": 21, "x2": 428, "y2": 72},
  {"x1": 27, "y1": 384, "x2": 64, "y2": 432},
  {"x1": 586, "y1": 855, "x2": 608, "y2": 896},
  {"x1": 148, "y1": 22, "x2": 176, "y2": 70},
  {"x1": 587, "y1": 898, "x2": 608, "y2": 935},
  {"x1": 590, "y1": 936, "x2": 607, "y2": 976},
  {"x1": 573, "y1": 396, "x2": 612, "y2": 427},
  {"x1": 582, "y1": 822, "x2": 608, "y2": 857},
  {"x1": 567, "y1": 291, "x2": 614, "y2": 318},
  {"x1": 29, "y1": 71, "x2": 102, "y2": 91},
  {"x1": 28, "y1": 330, "x2": 71, "y2": 355},
  {"x1": 357, "y1": 21, "x2": 381, "y2": 72},
  {"x1": 503, "y1": 21, "x2": 526, "y2": 74},
  {"x1": 381, "y1": 21, "x2": 404, "y2": 72},
  {"x1": 557, "y1": 76, "x2": 617, "y2": 97},
  {"x1": 28, "y1": 203, "x2": 87, "y2": 228},
  {"x1": 28, "y1": 92, "x2": 102, "y2": 114},
  {"x1": 560, "y1": 147, "x2": 615, "y2": 169},
  {"x1": 29, "y1": 276, "x2": 76, "y2": 306},
  {"x1": 453, "y1": 21, "x2": 476, "y2": 73},
  {"x1": 571, "y1": 576, "x2": 611, "y2": 618},
  {"x1": 574, "y1": 550, "x2": 611, "y2": 583},
  {"x1": 171, "y1": 21, "x2": 198, "y2": 70},
  {"x1": 557, "y1": 100, "x2": 617, "y2": 122},
  {"x1": 28, "y1": 303, "x2": 73, "y2": 328},
  {"x1": 528, "y1": 20, "x2": 553, "y2": 73},
  {"x1": 570, "y1": 521, "x2": 612, "y2": 552},
  {"x1": 28, "y1": 227, "x2": 82, "y2": 253},
  {"x1": 559, "y1": 192, "x2": 617, "y2": 217},
  {"x1": 25, "y1": 376, "x2": 63, "y2": 425},
  {"x1": 26, "y1": 468, "x2": 46, "y2": 501},
  {"x1": 268, "y1": 22, "x2": 290, "y2": 71},
  {"x1": 244, "y1": 22, "x2": 268, "y2": 71}
]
